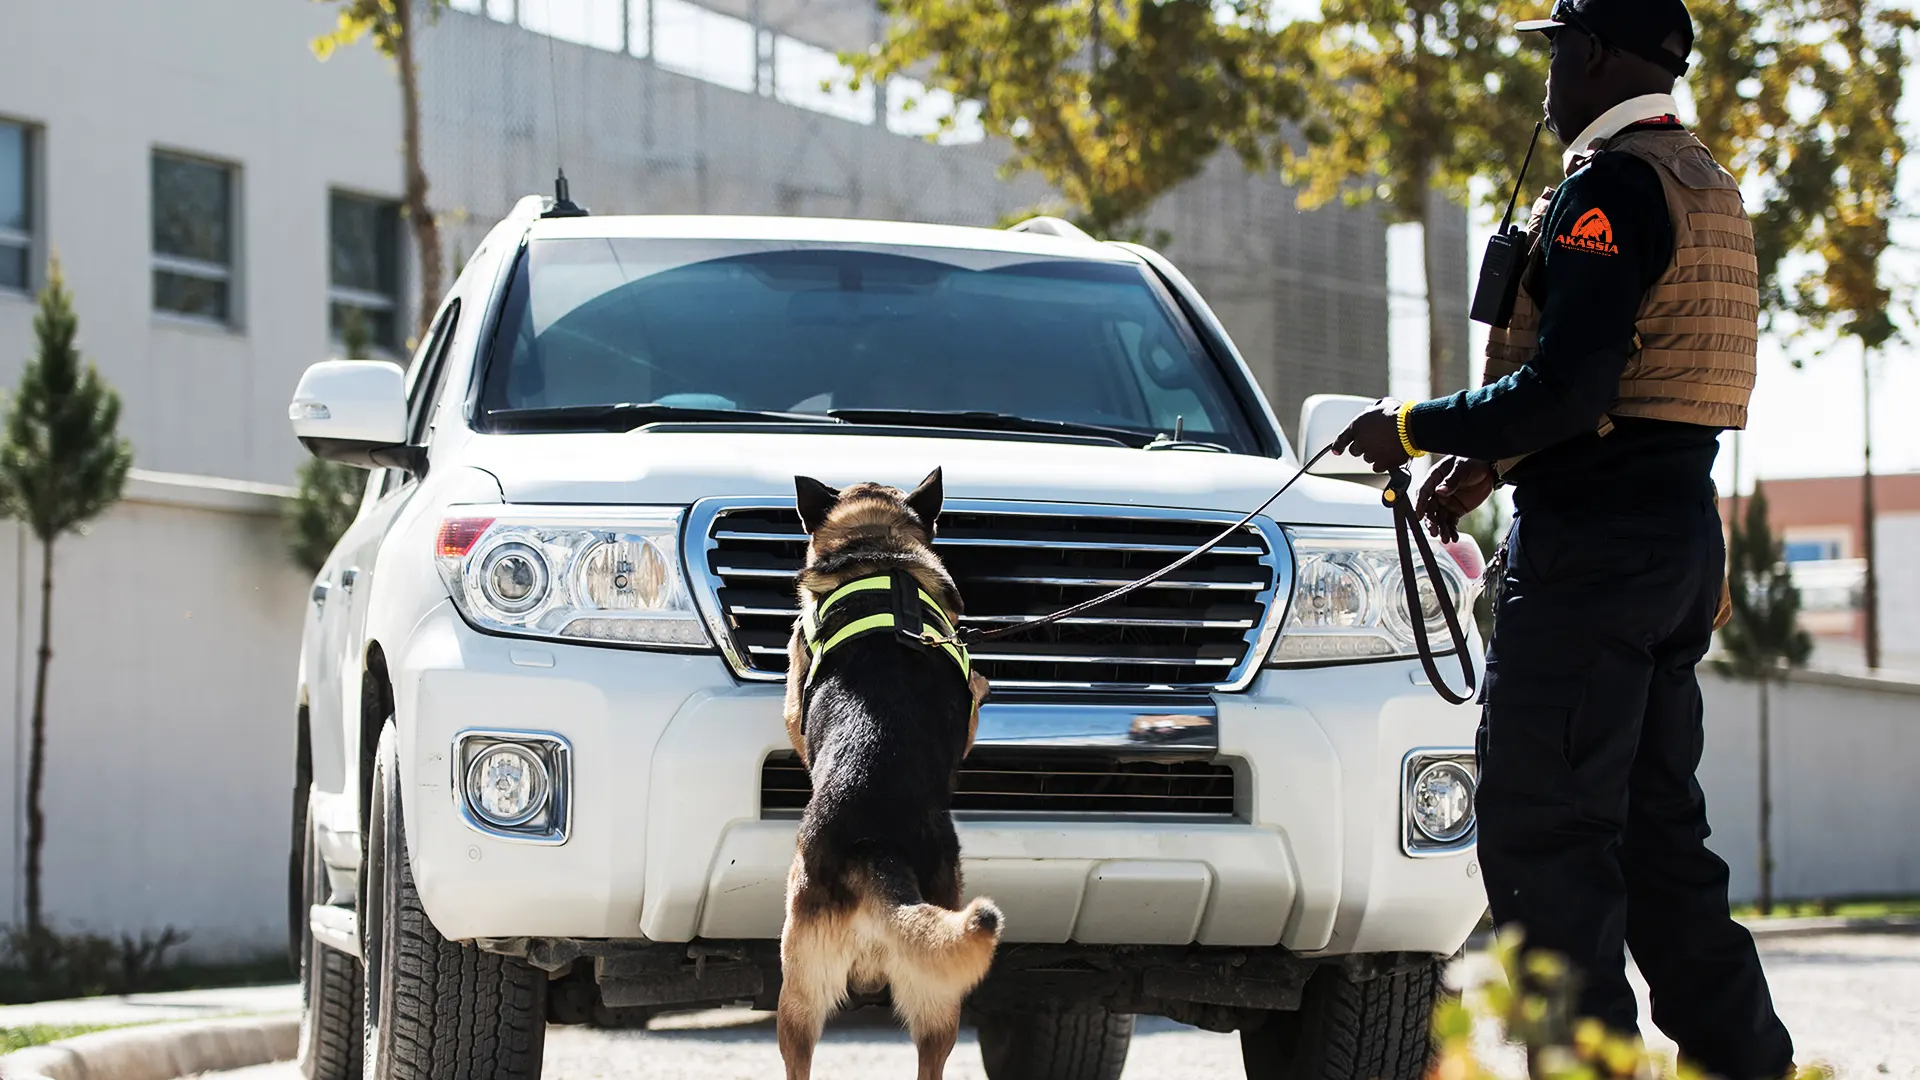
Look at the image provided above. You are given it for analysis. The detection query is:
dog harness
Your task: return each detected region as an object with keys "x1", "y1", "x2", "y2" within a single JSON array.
[{"x1": 801, "y1": 571, "x2": 971, "y2": 690}]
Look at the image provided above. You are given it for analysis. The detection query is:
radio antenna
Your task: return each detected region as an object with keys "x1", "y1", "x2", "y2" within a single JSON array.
[
  {"x1": 538, "y1": 0, "x2": 589, "y2": 218},
  {"x1": 1498, "y1": 122, "x2": 1544, "y2": 234}
]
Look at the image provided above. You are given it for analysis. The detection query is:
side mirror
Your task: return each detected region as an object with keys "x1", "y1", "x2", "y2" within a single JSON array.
[
  {"x1": 288, "y1": 360, "x2": 421, "y2": 471},
  {"x1": 1297, "y1": 394, "x2": 1379, "y2": 477}
]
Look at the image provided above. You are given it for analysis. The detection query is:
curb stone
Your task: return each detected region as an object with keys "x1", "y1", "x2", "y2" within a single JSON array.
[
  {"x1": 1464, "y1": 913, "x2": 1920, "y2": 952},
  {"x1": 0, "y1": 1015, "x2": 296, "y2": 1080}
]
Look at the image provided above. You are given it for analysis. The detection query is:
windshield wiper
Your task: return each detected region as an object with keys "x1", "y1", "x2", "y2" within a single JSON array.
[
  {"x1": 483, "y1": 403, "x2": 841, "y2": 433},
  {"x1": 827, "y1": 409, "x2": 1151, "y2": 448}
]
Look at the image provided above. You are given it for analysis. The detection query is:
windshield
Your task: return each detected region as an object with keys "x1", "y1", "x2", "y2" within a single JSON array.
[{"x1": 477, "y1": 237, "x2": 1263, "y2": 453}]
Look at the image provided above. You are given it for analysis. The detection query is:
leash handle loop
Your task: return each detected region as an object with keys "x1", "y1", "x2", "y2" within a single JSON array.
[{"x1": 1384, "y1": 467, "x2": 1478, "y2": 705}]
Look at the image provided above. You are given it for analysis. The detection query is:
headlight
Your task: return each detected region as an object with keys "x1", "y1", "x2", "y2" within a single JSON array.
[
  {"x1": 1402, "y1": 750, "x2": 1477, "y2": 855},
  {"x1": 1408, "y1": 759, "x2": 1476, "y2": 843},
  {"x1": 434, "y1": 507, "x2": 712, "y2": 649},
  {"x1": 1269, "y1": 527, "x2": 1478, "y2": 665},
  {"x1": 465, "y1": 743, "x2": 551, "y2": 827}
]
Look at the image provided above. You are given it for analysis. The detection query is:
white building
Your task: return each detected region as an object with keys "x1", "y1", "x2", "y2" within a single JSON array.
[{"x1": 0, "y1": 0, "x2": 1438, "y2": 959}]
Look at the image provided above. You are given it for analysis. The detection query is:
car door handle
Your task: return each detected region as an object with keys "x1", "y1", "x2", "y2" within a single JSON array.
[{"x1": 341, "y1": 568, "x2": 360, "y2": 592}]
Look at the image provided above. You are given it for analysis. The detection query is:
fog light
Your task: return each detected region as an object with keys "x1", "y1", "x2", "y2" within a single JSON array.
[
  {"x1": 465, "y1": 743, "x2": 551, "y2": 828},
  {"x1": 1409, "y1": 760, "x2": 1476, "y2": 843}
]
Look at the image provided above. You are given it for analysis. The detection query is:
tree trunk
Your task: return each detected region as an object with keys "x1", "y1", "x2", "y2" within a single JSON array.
[
  {"x1": 1861, "y1": 344, "x2": 1879, "y2": 670},
  {"x1": 1422, "y1": 193, "x2": 1455, "y2": 398},
  {"x1": 395, "y1": 0, "x2": 443, "y2": 343},
  {"x1": 23, "y1": 538, "x2": 53, "y2": 971},
  {"x1": 1757, "y1": 672, "x2": 1772, "y2": 916}
]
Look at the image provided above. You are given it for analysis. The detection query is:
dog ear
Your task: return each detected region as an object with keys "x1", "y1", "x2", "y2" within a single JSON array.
[
  {"x1": 906, "y1": 467, "x2": 944, "y2": 534},
  {"x1": 795, "y1": 476, "x2": 841, "y2": 534}
]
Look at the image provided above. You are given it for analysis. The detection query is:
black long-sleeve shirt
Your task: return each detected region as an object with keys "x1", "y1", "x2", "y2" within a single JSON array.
[{"x1": 1405, "y1": 126, "x2": 1723, "y2": 512}]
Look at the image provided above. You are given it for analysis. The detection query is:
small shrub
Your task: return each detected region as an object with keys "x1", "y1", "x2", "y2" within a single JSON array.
[
  {"x1": 0, "y1": 925, "x2": 187, "y2": 1002},
  {"x1": 1438, "y1": 933, "x2": 1831, "y2": 1080}
]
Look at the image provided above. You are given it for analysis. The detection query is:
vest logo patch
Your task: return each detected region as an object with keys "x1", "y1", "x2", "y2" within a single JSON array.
[{"x1": 1556, "y1": 208, "x2": 1620, "y2": 255}]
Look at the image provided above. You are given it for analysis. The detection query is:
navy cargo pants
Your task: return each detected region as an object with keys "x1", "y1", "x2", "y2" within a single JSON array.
[{"x1": 1476, "y1": 500, "x2": 1794, "y2": 1079}]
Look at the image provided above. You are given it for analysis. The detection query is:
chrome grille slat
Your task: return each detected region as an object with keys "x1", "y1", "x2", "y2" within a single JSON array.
[
  {"x1": 760, "y1": 753, "x2": 1237, "y2": 817},
  {"x1": 713, "y1": 529, "x2": 1265, "y2": 557},
  {"x1": 695, "y1": 500, "x2": 1286, "y2": 691}
]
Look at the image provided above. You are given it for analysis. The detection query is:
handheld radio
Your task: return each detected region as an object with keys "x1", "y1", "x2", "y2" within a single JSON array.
[{"x1": 1469, "y1": 122, "x2": 1544, "y2": 329}]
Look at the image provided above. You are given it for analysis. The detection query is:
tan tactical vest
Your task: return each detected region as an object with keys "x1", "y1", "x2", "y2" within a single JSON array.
[{"x1": 1481, "y1": 127, "x2": 1759, "y2": 475}]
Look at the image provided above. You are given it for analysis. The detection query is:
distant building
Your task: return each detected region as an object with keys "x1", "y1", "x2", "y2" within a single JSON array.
[{"x1": 1724, "y1": 473, "x2": 1920, "y2": 675}]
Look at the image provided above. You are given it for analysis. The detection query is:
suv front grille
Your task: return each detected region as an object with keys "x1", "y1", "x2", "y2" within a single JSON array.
[
  {"x1": 694, "y1": 502, "x2": 1285, "y2": 690},
  {"x1": 761, "y1": 752, "x2": 1239, "y2": 817}
]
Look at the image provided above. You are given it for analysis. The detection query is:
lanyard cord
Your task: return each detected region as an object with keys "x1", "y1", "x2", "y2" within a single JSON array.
[{"x1": 938, "y1": 447, "x2": 1478, "y2": 705}]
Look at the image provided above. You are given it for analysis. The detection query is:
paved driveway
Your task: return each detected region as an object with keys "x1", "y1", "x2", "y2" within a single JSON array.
[{"x1": 212, "y1": 930, "x2": 1920, "y2": 1079}]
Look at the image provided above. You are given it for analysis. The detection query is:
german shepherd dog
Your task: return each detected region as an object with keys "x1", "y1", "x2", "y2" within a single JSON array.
[{"x1": 778, "y1": 468, "x2": 1001, "y2": 1080}]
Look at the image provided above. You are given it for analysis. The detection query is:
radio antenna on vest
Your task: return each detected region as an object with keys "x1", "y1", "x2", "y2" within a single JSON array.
[
  {"x1": 1469, "y1": 121, "x2": 1543, "y2": 327},
  {"x1": 1498, "y1": 122, "x2": 1545, "y2": 234}
]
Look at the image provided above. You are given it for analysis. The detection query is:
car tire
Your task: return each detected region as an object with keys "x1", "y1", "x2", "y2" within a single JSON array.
[
  {"x1": 977, "y1": 1001, "x2": 1133, "y2": 1080},
  {"x1": 1239, "y1": 962, "x2": 1440, "y2": 1080},
  {"x1": 296, "y1": 794, "x2": 363, "y2": 1080},
  {"x1": 361, "y1": 726, "x2": 548, "y2": 1080}
]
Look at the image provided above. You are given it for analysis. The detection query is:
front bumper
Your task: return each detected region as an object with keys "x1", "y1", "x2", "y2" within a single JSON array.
[{"x1": 393, "y1": 604, "x2": 1487, "y2": 958}]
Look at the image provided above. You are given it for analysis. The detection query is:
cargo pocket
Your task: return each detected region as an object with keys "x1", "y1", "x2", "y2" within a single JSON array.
[{"x1": 1477, "y1": 673, "x2": 1587, "y2": 813}]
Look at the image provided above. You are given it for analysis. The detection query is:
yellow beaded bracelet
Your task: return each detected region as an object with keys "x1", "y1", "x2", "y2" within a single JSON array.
[{"x1": 1396, "y1": 400, "x2": 1426, "y2": 459}]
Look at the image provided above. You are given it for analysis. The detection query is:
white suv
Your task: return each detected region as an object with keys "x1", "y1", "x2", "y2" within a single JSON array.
[{"x1": 286, "y1": 195, "x2": 1488, "y2": 1080}]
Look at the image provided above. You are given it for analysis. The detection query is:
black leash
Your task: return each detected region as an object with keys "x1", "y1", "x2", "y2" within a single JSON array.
[
  {"x1": 956, "y1": 444, "x2": 1337, "y2": 645},
  {"x1": 935, "y1": 447, "x2": 1478, "y2": 705},
  {"x1": 1381, "y1": 468, "x2": 1478, "y2": 705}
]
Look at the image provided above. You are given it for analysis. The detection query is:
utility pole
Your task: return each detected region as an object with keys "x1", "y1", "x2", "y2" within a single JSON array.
[{"x1": 1862, "y1": 343, "x2": 1880, "y2": 670}]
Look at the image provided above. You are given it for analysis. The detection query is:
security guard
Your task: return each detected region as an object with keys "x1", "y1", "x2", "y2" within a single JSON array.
[{"x1": 1332, "y1": 0, "x2": 1795, "y2": 1073}]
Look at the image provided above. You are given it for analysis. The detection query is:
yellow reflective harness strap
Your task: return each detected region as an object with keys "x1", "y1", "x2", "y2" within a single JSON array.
[{"x1": 801, "y1": 574, "x2": 969, "y2": 687}]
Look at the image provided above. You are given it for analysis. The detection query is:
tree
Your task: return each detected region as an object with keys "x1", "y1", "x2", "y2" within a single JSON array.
[
  {"x1": 1284, "y1": 0, "x2": 1545, "y2": 396},
  {"x1": 1, "y1": 261, "x2": 133, "y2": 967},
  {"x1": 1766, "y1": 0, "x2": 1912, "y2": 671},
  {"x1": 1714, "y1": 483, "x2": 1812, "y2": 915},
  {"x1": 286, "y1": 312, "x2": 372, "y2": 575},
  {"x1": 312, "y1": 0, "x2": 451, "y2": 342},
  {"x1": 846, "y1": 0, "x2": 1308, "y2": 238}
]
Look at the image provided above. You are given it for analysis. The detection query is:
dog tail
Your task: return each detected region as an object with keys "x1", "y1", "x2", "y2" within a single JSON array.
[{"x1": 865, "y1": 857, "x2": 1003, "y2": 966}]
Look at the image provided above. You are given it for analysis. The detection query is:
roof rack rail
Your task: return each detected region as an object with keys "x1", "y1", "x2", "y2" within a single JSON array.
[{"x1": 1007, "y1": 216, "x2": 1094, "y2": 241}]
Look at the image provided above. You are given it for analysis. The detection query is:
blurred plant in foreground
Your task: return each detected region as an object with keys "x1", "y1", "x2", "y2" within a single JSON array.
[{"x1": 1436, "y1": 934, "x2": 1831, "y2": 1080}]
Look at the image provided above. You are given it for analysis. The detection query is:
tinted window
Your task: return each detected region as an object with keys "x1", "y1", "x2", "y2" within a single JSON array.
[
  {"x1": 152, "y1": 152, "x2": 235, "y2": 321},
  {"x1": 0, "y1": 122, "x2": 30, "y2": 291},
  {"x1": 330, "y1": 191, "x2": 402, "y2": 348},
  {"x1": 480, "y1": 238, "x2": 1256, "y2": 451}
]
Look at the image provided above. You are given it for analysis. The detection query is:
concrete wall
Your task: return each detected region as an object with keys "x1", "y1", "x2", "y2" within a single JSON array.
[
  {"x1": 1698, "y1": 668, "x2": 1920, "y2": 904},
  {"x1": 0, "y1": 0, "x2": 405, "y2": 489},
  {"x1": 0, "y1": 474, "x2": 306, "y2": 961}
]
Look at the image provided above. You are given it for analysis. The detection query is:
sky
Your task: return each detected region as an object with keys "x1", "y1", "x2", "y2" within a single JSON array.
[{"x1": 1385, "y1": 74, "x2": 1920, "y2": 494}]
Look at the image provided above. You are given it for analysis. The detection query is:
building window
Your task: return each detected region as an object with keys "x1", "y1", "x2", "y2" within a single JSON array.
[
  {"x1": 1783, "y1": 538, "x2": 1844, "y2": 564},
  {"x1": 0, "y1": 121, "x2": 32, "y2": 293},
  {"x1": 329, "y1": 191, "x2": 403, "y2": 349},
  {"x1": 152, "y1": 151, "x2": 237, "y2": 322}
]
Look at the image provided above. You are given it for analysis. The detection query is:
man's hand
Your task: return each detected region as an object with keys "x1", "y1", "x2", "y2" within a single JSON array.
[
  {"x1": 1416, "y1": 456, "x2": 1495, "y2": 543},
  {"x1": 1329, "y1": 398, "x2": 1410, "y2": 471}
]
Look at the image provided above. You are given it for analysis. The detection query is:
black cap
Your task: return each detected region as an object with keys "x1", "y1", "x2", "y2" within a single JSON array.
[{"x1": 1517, "y1": 0, "x2": 1693, "y2": 76}]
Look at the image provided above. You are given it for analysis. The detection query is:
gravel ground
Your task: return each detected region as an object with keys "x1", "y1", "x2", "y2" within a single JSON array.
[{"x1": 207, "y1": 930, "x2": 1920, "y2": 1080}]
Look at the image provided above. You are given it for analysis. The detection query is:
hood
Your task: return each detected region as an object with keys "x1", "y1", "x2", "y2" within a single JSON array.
[{"x1": 455, "y1": 428, "x2": 1394, "y2": 527}]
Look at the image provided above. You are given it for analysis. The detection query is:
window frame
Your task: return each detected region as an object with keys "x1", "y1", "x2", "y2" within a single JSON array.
[
  {"x1": 327, "y1": 188, "x2": 406, "y2": 352},
  {"x1": 0, "y1": 117, "x2": 39, "y2": 296},
  {"x1": 150, "y1": 147, "x2": 243, "y2": 328}
]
